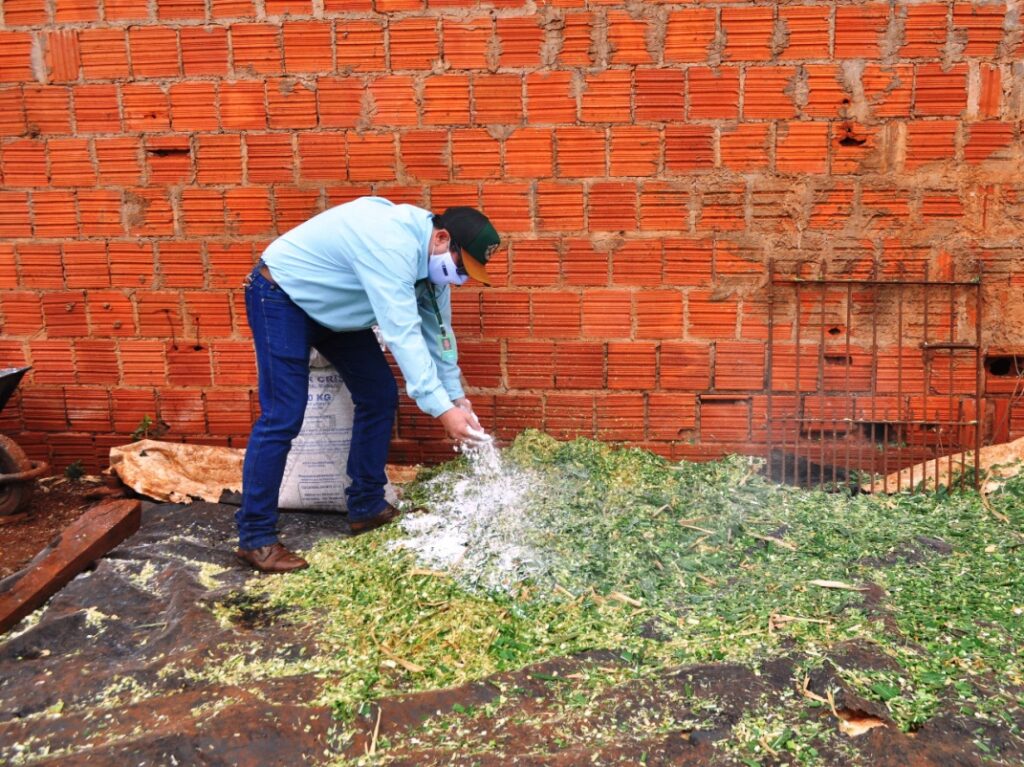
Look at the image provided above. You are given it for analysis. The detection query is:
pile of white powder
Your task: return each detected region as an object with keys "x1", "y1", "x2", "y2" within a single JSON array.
[{"x1": 391, "y1": 439, "x2": 549, "y2": 592}]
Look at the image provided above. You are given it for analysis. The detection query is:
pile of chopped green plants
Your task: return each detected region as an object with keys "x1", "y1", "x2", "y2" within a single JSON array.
[{"x1": 213, "y1": 430, "x2": 1023, "y2": 749}]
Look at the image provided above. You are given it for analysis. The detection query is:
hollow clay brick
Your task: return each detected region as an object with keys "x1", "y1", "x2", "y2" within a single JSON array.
[
  {"x1": 664, "y1": 9, "x2": 716, "y2": 63},
  {"x1": 451, "y1": 128, "x2": 501, "y2": 180},
  {"x1": 369, "y1": 75, "x2": 418, "y2": 128},
  {"x1": 0, "y1": 34, "x2": 35, "y2": 87},
  {"x1": 474, "y1": 73, "x2": 524, "y2": 125},
  {"x1": 527, "y1": 71, "x2": 578, "y2": 123},
  {"x1": 778, "y1": 6, "x2": 827, "y2": 60},
  {"x1": 555, "y1": 342, "x2": 604, "y2": 388},
  {"x1": 508, "y1": 340, "x2": 556, "y2": 389},
  {"x1": 581, "y1": 70, "x2": 632, "y2": 123},
  {"x1": 2, "y1": 140, "x2": 48, "y2": 187},
  {"x1": 75, "y1": 339, "x2": 120, "y2": 385},
  {"x1": 32, "y1": 190, "x2": 79, "y2": 238},
  {"x1": 274, "y1": 186, "x2": 321, "y2": 231},
  {"x1": 634, "y1": 69, "x2": 685, "y2": 122},
  {"x1": 23, "y1": 86, "x2": 72, "y2": 135},
  {"x1": 582, "y1": 289, "x2": 631, "y2": 338},
  {"x1": 900, "y1": 3, "x2": 948, "y2": 58},
  {"x1": 19, "y1": 244, "x2": 64, "y2": 290},
  {"x1": 563, "y1": 239, "x2": 609, "y2": 287},
  {"x1": 481, "y1": 290, "x2": 531, "y2": 338},
  {"x1": 640, "y1": 182, "x2": 689, "y2": 232},
  {"x1": 41, "y1": 292, "x2": 89, "y2": 337},
  {"x1": 481, "y1": 183, "x2": 531, "y2": 234},
  {"x1": 336, "y1": 21, "x2": 386, "y2": 72},
  {"x1": 3, "y1": 0, "x2": 48, "y2": 25},
  {"x1": 663, "y1": 126, "x2": 712, "y2": 171},
  {"x1": 545, "y1": 393, "x2": 596, "y2": 440},
  {"x1": 914, "y1": 63, "x2": 968, "y2": 117},
  {"x1": 835, "y1": 4, "x2": 889, "y2": 59},
  {"x1": 953, "y1": 2, "x2": 1009, "y2": 57},
  {"x1": 636, "y1": 291, "x2": 684, "y2": 340},
  {"x1": 497, "y1": 16, "x2": 545, "y2": 68},
  {"x1": 79, "y1": 190, "x2": 123, "y2": 238},
  {"x1": 596, "y1": 393, "x2": 645, "y2": 441},
  {"x1": 532, "y1": 292, "x2": 581, "y2": 338},
  {"x1": 78, "y1": 28, "x2": 128, "y2": 79},
  {"x1": 211, "y1": 341, "x2": 259, "y2": 385},
  {"x1": 720, "y1": 123, "x2": 771, "y2": 172},
  {"x1": 744, "y1": 67, "x2": 799, "y2": 119},
  {"x1": 423, "y1": 75, "x2": 471, "y2": 125},
  {"x1": 536, "y1": 181, "x2": 585, "y2": 231},
  {"x1": 443, "y1": 18, "x2": 492, "y2": 70},
  {"x1": 122, "y1": 84, "x2": 170, "y2": 132},
  {"x1": 648, "y1": 392, "x2": 697, "y2": 439},
  {"x1": 589, "y1": 181, "x2": 638, "y2": 232},
  {"x1": 607, "y1": 342, "x2": 657, "y2": 390},
  {"x1": 721, "y1": 7, "x2": 775, "y2": 62},
  {"x1": 62, "y1": 242, "x2": 110, "y2": 290},
  {"x1": 390, "y1": 17, "x2": 438, "y2": 70},
  {"x1": 283, "y1": 21, "x2": 332, "y2": 74}
]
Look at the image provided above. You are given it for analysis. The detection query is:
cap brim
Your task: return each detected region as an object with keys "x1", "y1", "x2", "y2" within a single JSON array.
[{"x1": 460, "y1": 252, "x2": 491, "y2": 286}]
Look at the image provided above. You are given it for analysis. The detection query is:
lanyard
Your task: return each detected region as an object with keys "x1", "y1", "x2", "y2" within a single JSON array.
[
  {"x1": 426, "y1": 283, "x2": 446, "y2": 332},
  {"x1": 425, "y1": 283, "x2": 457, "y2": 362}
]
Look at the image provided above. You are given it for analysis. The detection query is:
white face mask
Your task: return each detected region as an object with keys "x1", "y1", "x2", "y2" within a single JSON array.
[{"x1": 428, "y1": 250, "x2": 469, "y2": 286}]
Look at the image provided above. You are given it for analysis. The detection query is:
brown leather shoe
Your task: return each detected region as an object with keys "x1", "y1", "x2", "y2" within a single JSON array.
[
  {"x1": 347, "y1": 503, "x2": 402, "y2": 535},
  {"x1": 235, "y1": 542, "x2": 309, "y2": 573}
]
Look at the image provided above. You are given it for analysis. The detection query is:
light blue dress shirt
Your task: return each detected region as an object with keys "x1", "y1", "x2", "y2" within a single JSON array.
[{"x1": 261, "y1": 197, "x2": 465, "y2": 418}]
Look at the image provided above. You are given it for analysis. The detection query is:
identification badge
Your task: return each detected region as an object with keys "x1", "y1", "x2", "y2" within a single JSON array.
[{"x1": 439, "y1": 331, "x2": 456, "y2": 363}]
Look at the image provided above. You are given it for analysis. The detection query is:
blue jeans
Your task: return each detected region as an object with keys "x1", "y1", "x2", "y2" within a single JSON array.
[{"x1": 236, "y1": 264, "x2": 398, "y2": 550}]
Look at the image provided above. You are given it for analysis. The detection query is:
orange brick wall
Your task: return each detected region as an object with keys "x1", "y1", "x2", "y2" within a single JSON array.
[{"x1": 1, "y1": 0, "x2": 1023, "y2": 471}]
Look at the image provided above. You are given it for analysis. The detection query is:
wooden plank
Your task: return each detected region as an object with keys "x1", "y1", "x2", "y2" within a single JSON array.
[{"x1": 0, "y1": 499, "x2": 141, "y2": 635}]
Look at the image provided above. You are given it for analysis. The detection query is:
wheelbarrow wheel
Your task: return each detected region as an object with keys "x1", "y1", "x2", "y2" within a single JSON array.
[{"x1": 0, "y1": 434, "x2": 33, "y2": 517}]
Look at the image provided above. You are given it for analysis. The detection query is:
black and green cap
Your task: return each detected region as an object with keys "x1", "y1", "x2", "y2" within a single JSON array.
[{"x1": 435, "y1": 206, "x2": 501, "y2": 286}]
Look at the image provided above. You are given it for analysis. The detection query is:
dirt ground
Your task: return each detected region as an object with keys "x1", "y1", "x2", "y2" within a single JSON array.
[
  {"x1": 1, "y1": 464, "x2": 423, "y2": 580},
  {"x1": 0, "y1": 476, "x2": 108, "y2": 578},
  {"x1": 3, "y1": 476, "x2": 1022, "y2": 766}
]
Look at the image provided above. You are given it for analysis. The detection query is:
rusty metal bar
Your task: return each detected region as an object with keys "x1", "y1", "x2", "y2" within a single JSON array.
[
  {"x1": 767, "y1": 260, "x2": 775, "y2": 483},
  {"x1": 870, "y1": 278, "x2": 879, "y2": 489},
  {"x1": 882, "y1": 406, "x2": 890, "y2": 492},
  {"x1": 957, "y1": 398, "x2": 966, "y2": 491},
  {"x1": 854, "y1": 394, "x2": 862, "y2": 491},
  {"x1": 923, "y1": 262, "x2": 931, "y2": 491},
  {"x1": 922, "y1": 342, "x2": 978, "y2": 350},
  {"x1": 818, "y1": 274, "x2": 827, "y2": 490},
  {"x1": 845, "y1": 283, "x2": 853, "y2": 490},
  {"x1": 946, "y1": 281, "x2": 955, "y2": 491},
  {"x1": 975, "y1": 272, "x2": 983, "y2": 490},
  {"x1": 896, "y1": 284, "x2": 904, "y2": 492},
  {"x1": 795, "y1": 282, "x2": 802, "y2": 487}
]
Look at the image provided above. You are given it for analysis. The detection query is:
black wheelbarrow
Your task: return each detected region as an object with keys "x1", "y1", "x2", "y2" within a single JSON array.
[{"x1": 0, "y1": 367, "x2": 50, "y2": 517}]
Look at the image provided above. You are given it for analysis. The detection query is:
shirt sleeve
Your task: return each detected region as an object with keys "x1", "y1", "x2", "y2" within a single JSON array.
[
  {"x1": 416, "y1": 282, "x2": 466, "y2": 403},
  {"x1": 350, "y1": 249, "x2": 455, "y2": 418}
]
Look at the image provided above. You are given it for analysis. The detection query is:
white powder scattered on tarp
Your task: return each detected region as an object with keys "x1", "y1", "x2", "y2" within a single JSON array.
[{"x1": 391, "y1": 439, "x2": 548, "y2": 592}]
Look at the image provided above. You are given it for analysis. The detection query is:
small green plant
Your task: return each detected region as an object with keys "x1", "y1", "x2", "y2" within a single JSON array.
[
  {"x1": 131, "y1": 414, "x2": 154, "y2": 441},
  {"x1": 64, "y1": 460, "x2": 86, "y2": 480}
]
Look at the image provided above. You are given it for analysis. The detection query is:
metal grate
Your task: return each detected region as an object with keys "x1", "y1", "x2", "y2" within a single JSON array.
[{"x1": 765, "y1": 262, "x2": 983, "y2": 492}]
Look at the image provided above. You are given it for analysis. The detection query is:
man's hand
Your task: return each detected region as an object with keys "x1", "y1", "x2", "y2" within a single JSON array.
[
  {"x1": 453, "y1": 397, "x2": 481, "y2": 430},
  {"x1": 438, "y1": 405, "x2": 479, "y2": 443}
]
